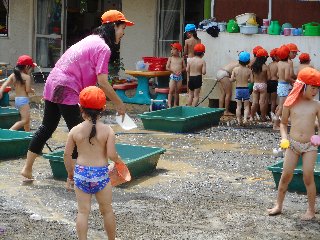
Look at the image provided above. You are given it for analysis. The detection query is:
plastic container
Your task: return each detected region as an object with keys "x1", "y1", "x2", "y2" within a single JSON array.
[
  {"x1": 267, "y1": 156, "x2": 320, "y2": 193},
  {"x1": 0, "y1": 86, "x2": 11, "y2": 106},
  {"x1": 268, "y1": 20, "x2": 281, "y2": 35},
  {"x1": 218, "y1": 22, "x2": 227, "y2": 32},
  {"x1": 108, "y1": 162, "x2": 131, "y2": 186},
  {"x1": 226, "y1": 19, "x2": 240, "y2": 33},
  {"x1": 283, "y1": 28, "x2": 291, "y2": 36},
  {"x1": 240, "y1": 25, "x2": 258, "y2": 34},
  {"x1": 142, "y1": 57, "x2": 168, "y2": 71},
  {"x1": 235, "y1": 13, "x2": 256, "y2": 25},
  {"x1": 302, "y1": 22, "x2": 320, "y2": 36},
  {"x1": 42, "y1": 143, "x2": 166, "y2": 180},
  {"x1": 0, "y1": 107, "x2": 20, "y2": 129},
  {"x1": 139, "y1": 106, "x2": 224, "y2": 133},
  {"x1": 261, "y1": 26, "x2": 268, "y2": 34},
  {"x1": 115, "y1": 113, "x2": 137, "y2": 130},
  {"x1": 263, "y1": 19, "x2": 270, "y2": 27},
  {"x1": 0, "y1": 129, "x2": 33, "y2": 159}
]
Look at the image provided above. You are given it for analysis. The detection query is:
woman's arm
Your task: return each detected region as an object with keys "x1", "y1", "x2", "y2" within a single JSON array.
[{"x1": 97, "y1": 73, "x2": 125, "y2": 116}]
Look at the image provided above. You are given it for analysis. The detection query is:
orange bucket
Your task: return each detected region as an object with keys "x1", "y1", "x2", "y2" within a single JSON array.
[{"x1": 109, "y1": 162, "x2": 131, "y2": 186}]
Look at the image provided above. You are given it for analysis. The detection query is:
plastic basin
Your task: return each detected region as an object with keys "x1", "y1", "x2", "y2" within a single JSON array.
[
  {"x1": 0, "y1": 107, "x2": 20, "y2": 129},
  {"x1": 0, "y1": 129, "x2": 33, "y2": 159},
  {"x1": 267, "y1": 155, "x2": 320, "y2": 193},
  {"x1": 139, "y1": 106, "x2": 224, "y2": 133},
  {"x1": 42, "y1": 143, "x2": 166, "y2": 181}
]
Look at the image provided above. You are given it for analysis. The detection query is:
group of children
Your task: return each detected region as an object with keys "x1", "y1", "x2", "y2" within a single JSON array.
[{"x1": 220, "y1": 43, "x2": 314, "y2": 128}]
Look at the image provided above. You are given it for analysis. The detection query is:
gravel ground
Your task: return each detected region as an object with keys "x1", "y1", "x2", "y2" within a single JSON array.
[{"x1": 1, "y1": 91, "x2": 320, "y2": 239}]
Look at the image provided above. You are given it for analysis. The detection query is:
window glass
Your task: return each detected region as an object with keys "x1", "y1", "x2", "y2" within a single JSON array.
[{"x1": 0, "y1": 0, "x2": 9, "y2": 37}]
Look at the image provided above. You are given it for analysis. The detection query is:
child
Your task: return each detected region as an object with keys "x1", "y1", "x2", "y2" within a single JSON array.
[
  {"x1": 248, "y1": 45, "x2": 263, "y2": 68},
  {"x1": 250, "y1": 49, "x2": 270, "y2": 121},
  {"x1": 267, "y1": 48, "x2": 279, "y2": 117},
  {"x1": 268, "y1": 67, "x2": 320, "y2": 220},
  {"x1": 0, "y1": 55, "x2": 35, "y2": 131},
  {"x1": 287, "y1": 43, "x2": 299, "y2": 79},
  {"x1": 186, "y1": 43, "x2": 206, "y2": 106},
  {"x1": 216, "y1": 60, "x2": 239, "y2": 116},
  {"x1": 184, "y1": 24, "x2": 201, "y2": 88},
  {"x1": 230, "y1": 51, "x2": 253, "y2": 125},
  {"x1": 273, "y1": 45, "x2": 295, "y2": 130},
  {"x1": 166, "y1": 42, "x2": 186, "y2": 108},
  {"x1": 298, "y1": 53, "x2": 313, "y2": 74},
  {"x1": 64, "y1": 86, "x2": 125, "y2": 240}
]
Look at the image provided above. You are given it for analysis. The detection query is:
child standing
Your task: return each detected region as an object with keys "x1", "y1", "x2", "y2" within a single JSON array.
[
  {"x1": 0, "y1": 55, "x2": 35, "y2": 131},
  {"x1": 297, "y1": 53, "x2": 313, "y2": 74},
  {"x1": 287, "y1": 43, "x2": 299, "y2": 79},
  {"x1": 250, "y1": 49, "x2": 270, "y2": 121},
  {"x1": 186, "y1": 43, "x2": 206, "y2": 106},
  {"x1": 166, "y1": 42, "x2": 186, "y2": 108},
  {"x1": 64, "y1": 86, "x2": 125, "y2": 240},
  {"x1": 230, "y1": 51, "x2": 253, "y2": 125},
  {"x1": 267, "y1": 48, "x2": 279, "y2": 118},
  {"x1": 268, "y1": 67, "x2": 320, "y2": 220}
]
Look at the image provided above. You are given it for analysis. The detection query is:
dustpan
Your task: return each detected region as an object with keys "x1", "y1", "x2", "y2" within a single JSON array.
[{"x1": 109, "y1": 162, "x2": 131, "y2": 186}]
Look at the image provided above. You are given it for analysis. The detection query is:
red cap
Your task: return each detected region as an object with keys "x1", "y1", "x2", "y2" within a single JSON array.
[
  {"x1": 256, "y1": 49, "x2": 269, "y2": 57},
  {"x1": 16, "y1": 55, "x2": 37, "y2": 67},
  {"x1": 286, "y1": 43, "x2": 299, "y2": 52},
  {"x1": 270, "y1": 48, "x2": 278, "y2": 58},
  {"x1": 170, "y1": 42, "x2": 183, "y2": 52},
  {"x1": 79, "y1": 86, "x2": 106, "y2": 110},
  {"x1": 298, "y1": 67, "x2": 320, "y2": 86},
  {"x1": 277, "y1": 45, "x2": 290, "y2": 60},
  {"x1": 194, "y1": 43, "x2": 205, "y2": 53},
  {"x1": 101, "y1": 10, "x2": 134, "y2": 26},
  {"x1": 252, "y1": 46, "x2": 263, "y2": 55},
  {"x1": 299, "y1": 53, "x2": 310, "y2": 62}
]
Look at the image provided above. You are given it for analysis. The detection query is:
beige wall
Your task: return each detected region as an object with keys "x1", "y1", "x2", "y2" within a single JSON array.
[
  {"x1": 198, "y1": 31, "x2": 320, "y2": 100},
  {"x1": 120, "y1": 0, "x2": 156, "y2": 77},
  {"x1": 0, "y1": 0, "x2": 34, "y2": 68}
]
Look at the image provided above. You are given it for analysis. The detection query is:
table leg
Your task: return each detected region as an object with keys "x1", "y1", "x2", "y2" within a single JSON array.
[{"x1": 120, "y1": 76, "x2": 152, "y2": 105}]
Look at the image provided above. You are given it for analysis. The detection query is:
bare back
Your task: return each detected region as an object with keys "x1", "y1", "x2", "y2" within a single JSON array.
[
  {"x1": 9, "y1": 72, "x2": 31, "y2": 97},
  {"x1": 70, "y1": 121, "x2": 113, "y2": 167},
  {"x1": 223, "y1": 60, "x2": 239, "y2": 74},
  {"x1": 187, "y1": 57, "x2": 206, "y2": 76},
  {"x1": 297, "y1": 63, "x2": 313, "y2": 75},
  {"x1": 231, "y1": 66, "x2": 252, "y2": 87},
  {"x1": 184, "y1": 37, "x2": 201, "y2": 58},
  {"x1": 268, "y1": 61, "x2": 278, "y2": 80},
  {"x1": 277, "y1": 61, "x2": 292, "y2": 83},
  {"x1": 252, "y1": 64, "x2": 269, "y2": 84}
]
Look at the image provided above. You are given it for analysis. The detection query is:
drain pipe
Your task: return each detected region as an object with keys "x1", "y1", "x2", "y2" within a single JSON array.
[{"x1": 268, "y1": 0, "x2": 272, "y2": 20}]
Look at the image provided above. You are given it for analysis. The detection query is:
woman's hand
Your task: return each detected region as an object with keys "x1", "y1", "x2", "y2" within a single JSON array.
[{"x1": 116, "y1": 102, "x2": 126, "y2": 117}]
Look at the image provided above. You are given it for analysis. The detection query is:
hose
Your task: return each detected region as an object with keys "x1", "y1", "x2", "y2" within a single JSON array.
[{"x1": 195, "y1": 79, "x2": 219, "y2": 107}]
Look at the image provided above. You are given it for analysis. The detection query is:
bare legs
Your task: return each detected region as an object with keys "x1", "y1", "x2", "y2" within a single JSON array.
[
  {"x1": 250, "y1": 90, "x2": 267, "y2": 121},
  {"x1": 268, "y1": 150, "x2": 317, "y2": 220},
  {"x1": 187, "y1": 88, "x2": 201, "y2": 106},
  {"x1": 168, "y1": 80, "x2": 182, "y2": 108},
  {"x1": 219, "y1": 77, "x2": 233, "y2": 115},
  {"x1": 75, "y1": 183, "x2": 116, "y2": 240},
  {"x1": 21, "y1": 150, "x2": 38, "y2": 179},
  {"x1": 273, "y1": 97, "x2": 286, "y2": 130},
  {"x1": 236, "y1": 100, "x2": 250, "y2": 125},
  {"x1": 10, "y1": 104, "x2": 31, "y2": 131}
]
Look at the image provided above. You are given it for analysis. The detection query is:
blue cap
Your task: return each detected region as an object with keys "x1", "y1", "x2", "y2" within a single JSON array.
[
  {"x1": 184, "y1": 24, "x2": 196, "y2": 33},
  {"x1": 239, "y1": 51, "x2": 250, "y2": 62}
]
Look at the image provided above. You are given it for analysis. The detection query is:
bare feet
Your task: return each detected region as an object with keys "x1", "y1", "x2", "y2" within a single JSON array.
[
  {"x1": 267, "y1": 206, "x2": 282, "y2": 216},
  {"x1": 224, "y1": 111, "x2": 234, "y2": 116},
  {"x1": 21, "y1": 167, "x2": 34, "y2": 181},
  {"x1": 301, "y1": 209, "x2": 316, "y2": 221}
]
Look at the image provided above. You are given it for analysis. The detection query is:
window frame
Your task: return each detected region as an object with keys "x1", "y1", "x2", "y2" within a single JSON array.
[{"x1": 0, "y1": 0, "x2": 9, "y2": 37}]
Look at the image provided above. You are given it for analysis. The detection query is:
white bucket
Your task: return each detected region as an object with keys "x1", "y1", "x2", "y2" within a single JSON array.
[{"x1": 218, "y1": 22, "x2": 227, "y2": 32}]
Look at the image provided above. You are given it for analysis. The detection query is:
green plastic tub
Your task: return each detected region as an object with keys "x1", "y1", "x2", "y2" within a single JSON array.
[
  {"x1": 0, "y1": 129, "x2": 33, "y2": 159},
  {"x1": 267, "y1": 156, "x2": 320, "y2": 193},
  {"x1": 139, "y1": 106, "x2": 224, "y2": 133},
  {"x1": 42, "y1": 143, "x2": 166, "y2": 181},
  {"x1": 0, "y1": 107, "x2": 20, "y2": 129}
]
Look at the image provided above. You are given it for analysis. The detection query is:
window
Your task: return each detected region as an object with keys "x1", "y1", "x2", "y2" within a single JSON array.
[{"x1": 0, "y1": 0, "x2": 8, "y2": 37}]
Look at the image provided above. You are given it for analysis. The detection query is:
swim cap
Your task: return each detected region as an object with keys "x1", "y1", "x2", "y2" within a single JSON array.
[
  {"x1": 239, "y1": 51, "x2": 250, "y2": 62},
  {"x1": 101, "y1": 10, "x2": 134, "y2": 26},
  {"x1": 17, "y1": 55, "x2": 37, "y2": 67},
  {"x1": 270, "y1": 48, "x2": 278, "y2": 58},
  {"x1": 252, "y1": 46, "x2": 263, "y2": 55},
  {"x1": 286, "y1": 43, "x2": 299, "y2": 52},
  {"x1": 277, "y1": 45, "x2": 290, "y2": 60},
  {"x1": 79, "y1": 86, "x2": 106, "y2": 110},
  {"x1": 256, "y1": 49, "x2": 269, "y2": 57},
  {"x1": 170, "y1": 42, "x2": 183, "y2": 52},
  {"x1": 194, "y1": 43, "x2": 205, "y2": 53},
  {"x1": 184, "y1": 24, "x2": 196, "y2": 33},
  {"x1": 299, "y1": 53, "x2": 310, "y2": 62}
]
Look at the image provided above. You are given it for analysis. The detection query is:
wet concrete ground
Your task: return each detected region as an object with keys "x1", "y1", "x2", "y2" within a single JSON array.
[{"x1": 1, "y1": 84, "x2": 320, "y2": 239}]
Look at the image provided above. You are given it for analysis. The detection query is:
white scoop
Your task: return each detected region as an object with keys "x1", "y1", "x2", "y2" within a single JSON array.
[{"x1": 115, "y1": 113, "x2": 137, "y2": 130}]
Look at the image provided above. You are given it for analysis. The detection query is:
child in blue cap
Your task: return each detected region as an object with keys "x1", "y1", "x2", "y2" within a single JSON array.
[{"x1": 230, "y1": 51, "x2": 253, "y2": 125}]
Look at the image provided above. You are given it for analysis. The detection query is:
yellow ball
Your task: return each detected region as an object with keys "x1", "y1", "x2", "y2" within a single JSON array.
[{"x1": 280, "y1": 139, "x2": 290, "y2": 149}]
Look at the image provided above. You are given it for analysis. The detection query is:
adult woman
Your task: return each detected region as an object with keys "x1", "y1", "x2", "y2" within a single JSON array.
[{"x1": 21, "y1": 10, "x2": 134, "y2": 180}]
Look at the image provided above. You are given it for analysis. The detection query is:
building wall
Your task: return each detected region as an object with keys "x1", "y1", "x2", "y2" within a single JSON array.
[
  {"x1": 120, "y1": 0, "x2": 157, "y2": 76},
  {"x1": 0, "y1": 0, "x2": 33, "y2": 68},
  {"x1": 198, "y1": 31, "x2": 320, "y2": 100}
]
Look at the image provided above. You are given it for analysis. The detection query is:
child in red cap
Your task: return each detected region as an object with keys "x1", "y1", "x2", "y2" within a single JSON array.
[
  {"x1": 250, "y1": 49, "x2": 270, "y2": 122},
  {"x1": 64, "y1": 86, "x2": 127, "y2": 240},
  {"x1": 186, "y1": 43, "x2": 206, "y2": 106},
  {"x1": 268, "y1": 67, "x2": 320, "y2": 221},
  {"x1": 273, "y1": 45, "x2": 295, "y2": 130},
  {"x1": 267, "y1": 48, "x2": 279, "y2": 118},
  {"x1": 298, "y1": 53, "x2": 313, "y2": 74},
  {"x1": 287, "y1": 43, "x2": 299, "y2": 79},
  {"x1": 166, "y1": 42, "x2": 186, "y2": 107},
  {"x1": 0, "y1": 55, "x2": 36, "y2": 131}
]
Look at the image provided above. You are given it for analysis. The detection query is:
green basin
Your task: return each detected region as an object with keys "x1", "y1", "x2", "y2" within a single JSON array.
[
  {"x1": 267, "y1": 155, "x2": 320, "y2": 193},
  {"x1": 0, "y1": 129, "x2": 33, "y2": 159},
  {"x1": 42, "y1": 143, "x2": 166, "y2": 181},
  {"x1": 0, "y1": 107, "x2": 20, "y2": 129},
  {"x1": 139, "y1": 106, "x2": 224, "y2": 133}
]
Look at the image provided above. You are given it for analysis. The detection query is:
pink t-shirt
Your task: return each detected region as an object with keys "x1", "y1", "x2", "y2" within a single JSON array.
[{"x1": 43, "y1": 35, "x2": 111, "y2": 105}]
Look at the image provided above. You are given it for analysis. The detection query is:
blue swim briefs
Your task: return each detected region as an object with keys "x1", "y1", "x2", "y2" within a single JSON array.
[{"x1": 235, "y1": 87, "x2": 250, "y2": 101}]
